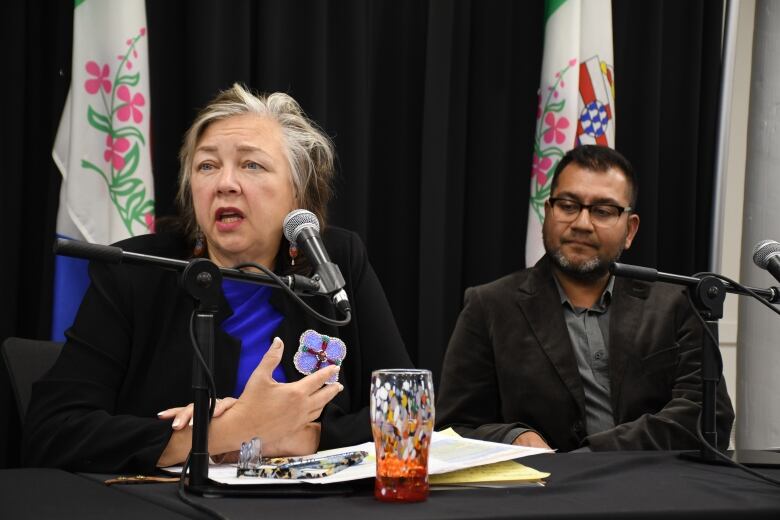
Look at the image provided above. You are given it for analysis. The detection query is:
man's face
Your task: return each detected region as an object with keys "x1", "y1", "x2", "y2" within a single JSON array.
[{"x1": 542, "y1": 163, "x2": 640, "y2": 281}]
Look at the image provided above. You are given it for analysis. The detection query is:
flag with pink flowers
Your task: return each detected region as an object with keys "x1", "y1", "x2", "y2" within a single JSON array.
[
  {"x1": 51, "y1": 0, "x2": 155, "y2": 340},
  {"x1": 525, "y1": 0, "x2": 615, "y2": 267}
]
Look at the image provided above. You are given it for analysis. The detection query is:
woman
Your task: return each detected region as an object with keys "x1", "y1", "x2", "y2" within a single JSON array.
[{"x1": 23, "y1": 84, "x2": 412, "y2": 473}]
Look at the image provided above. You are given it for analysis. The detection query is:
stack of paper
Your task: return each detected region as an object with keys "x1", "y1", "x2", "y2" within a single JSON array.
[
  {"x1": 428, "y1": 429, "x2": 549, "y2": 487},
  {"x1": 430, "y1": 460, "x2": 548, "y2": 488}
]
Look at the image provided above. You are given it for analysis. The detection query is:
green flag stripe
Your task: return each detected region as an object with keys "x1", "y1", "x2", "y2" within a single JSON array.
[{"x1": 544, "y1": 0, "x2": 567, "y2": 24}]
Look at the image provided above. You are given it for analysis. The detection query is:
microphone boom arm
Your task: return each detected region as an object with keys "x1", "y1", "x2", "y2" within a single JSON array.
[
  {"x1": 53, "y1": 238, "x2": 323, "y2": 296},
  {"x1": 610, "y1": 262, "x2": 780, "y2": 304}
]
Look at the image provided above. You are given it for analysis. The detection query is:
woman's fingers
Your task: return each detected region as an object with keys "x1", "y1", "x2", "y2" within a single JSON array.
[
  {"x1": 158, "y1": 398, "x2": 236, "y2": 430},
  {"x1": 213, "y1": 397, "x2": 237, "y2": 417},
  {"x1": 175, "y1": 404, "x2": 194, "y2": 429},
  {"x1": 305, "y1": 379, "x2": 344, "y2": 418},
  {"x1": 299, "y1": 365, "x2": 341, "y2": 396},
  {"x1": 158, "y1": 405, "x2": 193, "y2": 428},
  {"x1": 157, "y1": 406, "x2": 185, "y2": 419},
  {"x1": 253, "y1": 337, "x2": 285, "y2": 381}
]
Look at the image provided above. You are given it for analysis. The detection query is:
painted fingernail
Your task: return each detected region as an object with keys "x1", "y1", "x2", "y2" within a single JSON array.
[
  {"x1": 157, "y1": 411, "x2": 165, "y2": 416},
  {"x1": 273, "y1": 337, "x2": 283, "y2": 348},
  {"x1": 338, "y1": 383, "x2": 344, "y2": 392},
  {"x1": 188, "y1": 418, "x2": 194, "y2": 427},
  {"x1": 172, "y1": 419, "x2": 180, "y2": 428}
]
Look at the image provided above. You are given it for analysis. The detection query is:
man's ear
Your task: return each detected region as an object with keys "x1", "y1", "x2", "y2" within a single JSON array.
[{"x1": 624, "y1": 213, "x2": 640, "y2": 249}]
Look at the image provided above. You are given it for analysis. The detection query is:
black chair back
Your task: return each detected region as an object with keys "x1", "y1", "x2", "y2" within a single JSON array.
[{"x1": 1, "y1": 337, "x2": 63, "y2": 422}]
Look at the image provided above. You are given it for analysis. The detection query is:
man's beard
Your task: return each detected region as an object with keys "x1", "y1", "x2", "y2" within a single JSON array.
[
  {"x1": 543, "y1": 232, "x2": 623, "y2": 283},
  {"x1": 547, "y1": 249, "x2": 612, "y2": 282}
]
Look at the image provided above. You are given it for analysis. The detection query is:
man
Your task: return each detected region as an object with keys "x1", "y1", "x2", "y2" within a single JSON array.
[{"x1": 436, "y1": 145, "x2": 734, "y2": 451}]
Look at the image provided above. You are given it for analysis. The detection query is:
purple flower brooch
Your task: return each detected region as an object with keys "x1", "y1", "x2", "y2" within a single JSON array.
[{"x1": 293, "y1": 329, "x2": 347, "y2": 384}]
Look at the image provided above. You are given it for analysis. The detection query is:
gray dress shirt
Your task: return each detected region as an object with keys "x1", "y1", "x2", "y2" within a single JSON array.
[{"x1": 554, "y1": 275, "x2": 616, "y2": 437}]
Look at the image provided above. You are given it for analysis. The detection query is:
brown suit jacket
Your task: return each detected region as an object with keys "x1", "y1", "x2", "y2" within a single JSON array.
[{"x1": 436, "y1": 256, "x2": 734, "y2": 451}]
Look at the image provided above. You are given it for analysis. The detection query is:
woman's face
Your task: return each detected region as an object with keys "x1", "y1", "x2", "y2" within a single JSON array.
[{"x1": 190, "y1": 114, "x2": 296, "y2": 268}]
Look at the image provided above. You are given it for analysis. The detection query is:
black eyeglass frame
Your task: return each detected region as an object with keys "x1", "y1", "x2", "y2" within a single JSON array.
[{"x1": 547, "y1": 197, "x2": 633, "y2": 226}]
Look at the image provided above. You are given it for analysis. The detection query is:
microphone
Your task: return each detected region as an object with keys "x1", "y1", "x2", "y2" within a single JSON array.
[
  {"x1": 752, "y1": 240, "x2": 780, "y2": 284},
  {"x1": 283, "y1": 209, "x2": 351, "y2": 315}
]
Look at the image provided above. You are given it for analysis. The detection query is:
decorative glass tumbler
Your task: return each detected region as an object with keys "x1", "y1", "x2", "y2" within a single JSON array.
[{"x1": 370, "y1": 369, "x2": 435, "y2": 502}]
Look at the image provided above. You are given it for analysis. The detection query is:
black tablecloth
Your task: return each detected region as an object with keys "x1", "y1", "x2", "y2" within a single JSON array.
[
  {"x1": 0, "y1": 468, "x2": 189, "y2": 519},
  {"x1": 5, "y1": 451, "x2": 780, "y2": 519}
]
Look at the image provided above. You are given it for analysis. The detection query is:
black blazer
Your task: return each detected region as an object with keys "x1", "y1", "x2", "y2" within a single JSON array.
[
  {"x1": 23, "y1": 228, "x2": 412, "y2": 473},
  {"x1": 436, "y1": 256, "x2": 734, "y2": 452}
]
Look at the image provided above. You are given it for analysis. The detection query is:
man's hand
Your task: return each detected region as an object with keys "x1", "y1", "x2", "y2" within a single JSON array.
[{"x1": 512, "y1": 431, "x2": 552, "y2": 450}]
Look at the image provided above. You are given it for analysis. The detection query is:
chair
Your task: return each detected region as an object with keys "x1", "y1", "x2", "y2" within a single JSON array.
[{"x1": 1, "y1": 337, "x2": 63, "y2": 422}]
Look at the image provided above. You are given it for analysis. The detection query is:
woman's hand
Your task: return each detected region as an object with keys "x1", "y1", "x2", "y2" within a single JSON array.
[
  {"x1": 224, "y1": 337, "x2": 342, "y2": 447},
  {"x1": 158, "y1": 398, "x2": 237, "y2": 430},
  {"x1": 157, "y1": 336, "x2": 342, "y2": 467}
]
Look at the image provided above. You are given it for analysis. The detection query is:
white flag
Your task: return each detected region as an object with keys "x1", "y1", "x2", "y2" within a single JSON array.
[
  {"x1": 525, "y1": 0, "x2": 615, "y2": 267},
  {"x1": 52, "y1": 0, "x2": 154, "y2": 339}
]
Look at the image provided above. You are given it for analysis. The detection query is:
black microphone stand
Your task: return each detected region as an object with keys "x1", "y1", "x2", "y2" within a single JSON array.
[
  {"x1": 681, "y1": 275, "x2": 725, "y2": 462},
  {"x1": 611, "y1": 263, "x2": 780, "y2": 467},
  {"x1": 179, "y1": 258, "x2": 222, "y2": 493}
]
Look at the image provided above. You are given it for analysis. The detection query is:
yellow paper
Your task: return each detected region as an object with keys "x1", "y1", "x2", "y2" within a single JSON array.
[
  {"x1": 436, "y1": 427, "x2": 464, "y2": 439},
  {"x1": 430, "y1": 459, "x2": 549, "y2": 485}
]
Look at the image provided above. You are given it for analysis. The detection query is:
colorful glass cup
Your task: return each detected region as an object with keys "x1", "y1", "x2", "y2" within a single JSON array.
[{"x1": 370, "y1": 369, "x2": 435, "y2": 502}]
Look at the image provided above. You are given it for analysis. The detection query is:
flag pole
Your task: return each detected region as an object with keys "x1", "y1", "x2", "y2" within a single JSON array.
[{"x1": 709, "y1": 0, "x2": 740, "y2": 273}]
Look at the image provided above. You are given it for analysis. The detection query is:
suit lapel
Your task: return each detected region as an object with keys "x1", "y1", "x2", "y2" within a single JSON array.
[
  {"x1": 516, "y1": 258, "x2": 586, "y2": 416},
  {"x1": 608, "y1": 277, "x2": 649, "y2": 416}
]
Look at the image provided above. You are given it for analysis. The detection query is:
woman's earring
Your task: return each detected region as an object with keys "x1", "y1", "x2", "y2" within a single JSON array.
[
  {"x1": 193, "y1": 230, "x2": 205, "y2": 257},
  {"x1": 289, "y1": 242, "x2": 299, "y2": 266}
]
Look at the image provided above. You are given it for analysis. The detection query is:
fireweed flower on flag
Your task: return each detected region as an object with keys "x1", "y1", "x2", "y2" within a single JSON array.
[
  {"x1": 116, "y1": 85, "x2": 146, "y2": 123},
  {"x1": 543, "y1": 113, "x2": 570, "y2": 145},
  {"x1": 104, "y1": 135, "x2": 130, "y2": 171},
  {"x1": 532, "y1": 153, "x2": 553, "y2": 185},
  {"x1": 84, "y1": 61, "x2": 111, "y2": 94}
]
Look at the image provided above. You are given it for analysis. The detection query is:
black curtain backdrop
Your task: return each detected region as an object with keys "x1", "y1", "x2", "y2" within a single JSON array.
[{"x1": 2, "y1": 0, "x2": 723, "y2": 466}]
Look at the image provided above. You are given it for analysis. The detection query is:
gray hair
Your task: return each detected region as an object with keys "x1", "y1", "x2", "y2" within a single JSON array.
[{"x1": 176, "y1": 83, "x2": 335, "y2": 239}]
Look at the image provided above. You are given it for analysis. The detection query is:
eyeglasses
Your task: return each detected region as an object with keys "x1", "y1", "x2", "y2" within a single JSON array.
[{"x1": 548, "y1": 197, "x2": 632, "y2": 228}]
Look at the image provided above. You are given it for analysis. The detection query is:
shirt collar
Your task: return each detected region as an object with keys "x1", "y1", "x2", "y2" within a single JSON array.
[{"x1": 553, "y1": 274, "x2": 615, "y2": 313}]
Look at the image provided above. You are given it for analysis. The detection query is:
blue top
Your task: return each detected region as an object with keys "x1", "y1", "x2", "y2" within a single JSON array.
[{"x1": 221, "y1": 279, "x2": 286, "y2": 397}]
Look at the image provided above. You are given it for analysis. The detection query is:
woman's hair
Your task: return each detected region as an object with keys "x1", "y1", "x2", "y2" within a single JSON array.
[{"x1": 176, "y1": 83, "x2": 335, "y2": 240}]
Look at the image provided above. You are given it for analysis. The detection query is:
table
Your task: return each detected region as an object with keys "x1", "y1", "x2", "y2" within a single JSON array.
[{"x1": 4, "y1": 451, "x2": 780, "y2": 519}]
